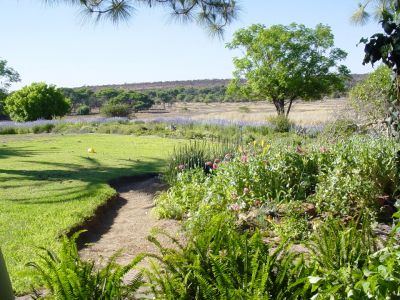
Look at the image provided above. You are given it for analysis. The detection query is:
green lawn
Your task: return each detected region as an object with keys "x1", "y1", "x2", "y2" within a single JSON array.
[{"x1": 0, "y1": 134, "x2": 181, "y2": 294}]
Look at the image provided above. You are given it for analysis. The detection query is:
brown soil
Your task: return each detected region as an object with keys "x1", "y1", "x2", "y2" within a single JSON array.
[{"x1": 79, "y1": 175, "x2": 182, "y2": 266}]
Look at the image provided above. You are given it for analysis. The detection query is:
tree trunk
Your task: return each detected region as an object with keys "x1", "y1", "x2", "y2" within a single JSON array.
[
  {"x1": 285, "y1": 97, "x2": 295, "y2": 117},
  {"x1": 273, "y1": 99, "x2": 285, "y2": 115}
]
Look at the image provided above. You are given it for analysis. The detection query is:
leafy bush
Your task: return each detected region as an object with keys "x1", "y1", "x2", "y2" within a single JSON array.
[
  {"x1": 32, "y1": 123, "x2": 55, "y2": 134},
  {"x1": 321, "y1": 118, "x2": 359, "y2": 139},
  {"x1": 100, "y1": 102, "x2": 132, "y2": 117},
  {"x1": 76, "y1": 104, "x2": 90, "y2": 115},
  {"x1": 349, "y1": 65, "x2": 392, "y2": 124},
  {"x1": 5, "y1": 83, "x2": 71, "y2": 122},
  {"x1": 267, "y1": 115, "x2": 294, "y2": 133},
  {"x1": 28, "y1": 231, "x2": 144, "y2": 299}
]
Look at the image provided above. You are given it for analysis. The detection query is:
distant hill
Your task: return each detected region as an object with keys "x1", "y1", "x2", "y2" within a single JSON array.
[
  {"x1": 76, "y1": 74, "x2": 368, "y2": 92},
  {"x1": 79, "y1": 79, "x2": 233, "y2": 92}
]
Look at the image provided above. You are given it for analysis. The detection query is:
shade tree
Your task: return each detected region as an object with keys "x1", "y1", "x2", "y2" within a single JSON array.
[{"x1": 227, "y1": 23, "x2": 350, "y2": 116}]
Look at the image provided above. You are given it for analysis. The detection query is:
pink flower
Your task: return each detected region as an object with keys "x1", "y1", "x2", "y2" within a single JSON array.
[
  {"x1": 212, "y1": 163, "x2": 218, "y2": 169},
  {"x1": 241, "y1": 155, "x2": 248, "y2": 163},
  {"x1": 178, "y1": 164, "x2": 186, "y2": 171},
  {"x1": 243, "y1": 187, "x2": 250, "y2": 194},
  {"x1": 296, "y1": 146, "x2": 306, "y2": 155},
  {"x1": 319, "y1": 146, "x2": 327, "y2": 153},
  {"x1": 229, "y1": 203, "x2": 241, "y2": 211},
  {"x1": 205, "y1": 161, "x2": 213, "y2": 167}
]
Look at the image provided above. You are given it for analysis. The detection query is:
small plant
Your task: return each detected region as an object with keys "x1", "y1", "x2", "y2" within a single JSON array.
[
  {"x1": 267, "y1": 115, "x2": 294, "y2": 133},
  {"x1": 238, "y1": 106, "x2": 251, "y2": 113},
  {"x1": 163, "y1": 139, "x2": 236, "y2": 185},
  {"x1": 76, "y1": 104, "x2": 90, "y2": 115},
  {"x1": 28, "y1": 231, "x2": 144, "y2": 299}
]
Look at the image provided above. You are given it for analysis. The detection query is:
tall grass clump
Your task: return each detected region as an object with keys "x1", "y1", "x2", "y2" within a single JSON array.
[
  {"x1": 267, "y1": 115, "x2": 294, "y2": 133},
  {"x1": 163, "y1": 139, "x2": 237, "y2": 186}
]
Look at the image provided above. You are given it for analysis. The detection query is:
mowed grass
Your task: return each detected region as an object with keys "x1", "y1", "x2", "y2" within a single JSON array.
[{"x1": 0, "y1": 134, "x2": 182, "y2": 294}]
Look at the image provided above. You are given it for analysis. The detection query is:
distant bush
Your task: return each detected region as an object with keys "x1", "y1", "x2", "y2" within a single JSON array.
[
  {"x1": 32, "y1": 123, "x2": 55, "y2": 134},
  {"x1": 0, "y1": 127, "x2": 17, "y2": 134},
  {"x1": 100, "y1": 102, "x2": 132, "y2": 117},
  {"x1": 238, "y1": 106, "x2": 251, "y2": 113},
  {"x1": 76, "y1": 104, "x2": 90, "y2": 115},
  {"x1": 5, "y1": 83, "x2": 71, "y2": 122},
  {"x1": 267, "y1": 115, "x2": 294, "y2": 132}
]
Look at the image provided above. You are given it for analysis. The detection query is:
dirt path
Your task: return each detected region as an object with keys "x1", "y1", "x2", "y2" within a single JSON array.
[{"x1": 79, "y1": 175, "x2": 182, "y2": 266}]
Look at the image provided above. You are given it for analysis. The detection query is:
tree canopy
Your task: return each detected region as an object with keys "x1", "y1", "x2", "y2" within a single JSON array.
[
  {"x1": 44, "y1": 0, "x2": 238, "y2": 35},
  {"x1": 5, "y1": 83, "x2": 71, "y2": 122},
  {"x1": 227, "y1": 23, "x2": 350, "y2": 116},
  {"x1": 0, "y1": 59, "x2": 20, "y2": 118}
]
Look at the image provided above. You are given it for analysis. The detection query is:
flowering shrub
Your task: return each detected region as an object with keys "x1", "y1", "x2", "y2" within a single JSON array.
[{"x1": 157, "y1": 136, "x2": 400, "y2": 240}]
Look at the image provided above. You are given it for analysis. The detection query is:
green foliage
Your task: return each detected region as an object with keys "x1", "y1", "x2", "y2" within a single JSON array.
[
  {"x1": 0, "y1": 58, "x2": 20, "y2": 93},
  {"x1": 352, "y1": 213, "x2": 400, "y2": 299},
  {"x1": 0, "y1": 58, "x2": 20, "y2": 118},
  {"x1": 267, "y1": 115, "x2": 294, "y2": 133},
  {"x1": 5, "y1": 83, "x2": 71, "y2": 122},
  {"x1": 359, "y1": 2, "x2": 400, "y2": 138},
  {"x1": 32, "y1": 123, "x2": 55, "y2": 134},
  {"x1": 314, "y1": 138, "x2": 399, "y2": 218},
  {"x1": 227, "y1": 23, "x2": 350, "y2": 116},
  {"x1": 320, "y1": 118, "x2": 359, "y2": 139},
  {"x1": 100, "y1": 102, "x2": 132, "y2": 117},
  {"x1": 163, "y1": 139, "x2": 236, "y2": 185},
  {"x1": 28, "y1": 231, "x2": 144, "y2": 299},
  {"x1": 145, "y1": 214, "x2": 310, "y2": 299},
  {"x1": 158, "y1": 136, "x2": 400, "y2": 240},
  {"x1": 349, "y1": 65, "x2": 392, "y2": 123},
  {"x1": 61, "y1": 88, "x2": 95, "y2": 110},
  {"x1": 76, "y1": 104, "x2": 91, "y2": 115},
  {"x1": 307, "y1": 219, "x2": 378, "y2": 299}
]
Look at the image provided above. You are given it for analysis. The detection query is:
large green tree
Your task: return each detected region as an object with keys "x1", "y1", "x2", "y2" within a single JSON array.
[
  {"x1": 0, "y1": 59, "x2": 20, "y2": 118},
  {"x1": 44, "y1": 0, "x2": 238, "y2": 35},
  {"x1": 227, "y1": 23, "x2": 350, "y2": 116},
  {"x1": 5, "y1": 83, "x2": 71, "y2": 121}
]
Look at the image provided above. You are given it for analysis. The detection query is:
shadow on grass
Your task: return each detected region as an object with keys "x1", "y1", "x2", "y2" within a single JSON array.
[
  {"x1": 0, "y1": 157, "x2": 166, "y2": 204},
  {"x1": 0, "y1": 145, "x2": 57, "y2": 159}
]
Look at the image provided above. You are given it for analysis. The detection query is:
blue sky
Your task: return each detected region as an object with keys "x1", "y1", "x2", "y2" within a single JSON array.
[{"x1": 1, "y1": 0, "x2": 381, "y2": 89}]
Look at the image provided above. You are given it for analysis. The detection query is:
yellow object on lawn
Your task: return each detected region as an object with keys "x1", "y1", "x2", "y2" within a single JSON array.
[{"x1": 87, "y1": 147, "x2": 96, "y2": 154}]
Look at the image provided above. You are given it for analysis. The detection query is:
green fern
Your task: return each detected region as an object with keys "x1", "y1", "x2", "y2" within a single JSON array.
[
  {"x1": 28, "y1": 231, "x2": 145, "y2": 299},
  {"x1": 144, "y1": 213, "x2": 311, "y2": 299}
]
